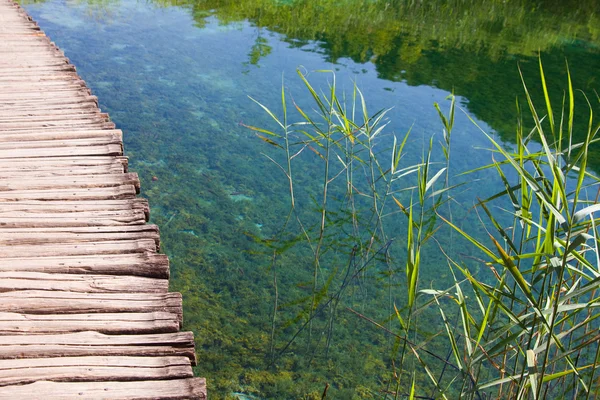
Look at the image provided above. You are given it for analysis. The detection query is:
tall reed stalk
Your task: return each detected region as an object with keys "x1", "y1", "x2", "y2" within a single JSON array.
[{"x1": 249, "y1": 61, "x2": 600, "y2": 398}]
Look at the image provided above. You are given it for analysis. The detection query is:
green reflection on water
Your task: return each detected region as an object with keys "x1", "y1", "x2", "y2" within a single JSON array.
[{"x1": 20, "y1": 0, "x2": 600, "y2": 398}]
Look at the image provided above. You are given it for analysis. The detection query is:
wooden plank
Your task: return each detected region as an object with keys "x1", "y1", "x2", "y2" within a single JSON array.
[
  {"x1": 0, "y1": 208, "x2": 146, "y2": 218},
  {"x1": 0, "y1": 198, "x2": 147, "y2": 216},
  {"x1": 0, "y1": 343, "x2": 195, "y2": 362},
  {"x1": 0, "y1": 311, "x2": 179, "y2": 334},
  {"x1": 0, "y1": 107, "x2": 101, "y2": 117},
  {"x1": 0, "y1": 209, "x2": 147, "y2": 227},
  {"x1": 0, "y1": 156, "x2": 128, "y2": 170},
  {"x1": 0, "y1": 112, "x2": 107, "y2": 124},
  {"x1": 0, "y1": 172, "x2": 137, "y2": 190},
  {"x1": 0, "y1": 120, "x2": 110, "y2": 131},
  {"x1": 0, "y1": 185, "x2": 136, "y2": 201},
  {"x1": 0, "y1": 238, "x2": 156, "y2": 256},
  {"x1": 0, "y1": 330, "x2": 193, "y2": 345},
  {"x1": 3, "y1": 120, "x2": 116, "y2": 133},
  {"x1": 0, "y1": 143, "x2": 122, "y2": 159},
  {"x1": 0, "y1": 331, "x2": 195, "y2": 363},
  {"x1": 0, "y1": 224, "x2": 156, "y2": 234},
  {"x1": 0, "y1": 84, "x2": 86, "y2": 93},
  {"x1": 0, "y1": 355, "x2": 190, "y2": 369},
  {"x1": 0, "y1": 252, "x2": 169, "y2": 278},
  {"x1": 0, "y1": 104, "x2": 100, "y2": 114},
  {"x1": 0, "y1": 102, "x2": 99, "y2": 113},
  {"x1": 0, "y1": 356, "x2": 193, "y2": 386},
  {"x1": 0, "y1": 377, "x2": 207, "y2": 399},
  {"x1": 0, "y1": 65, "x2": 77, "y2": 75},
  {"x1": 0, "y1": 94, "x2": 97, "y2": 107},
  {"x1": 0, "y1": 225, "x2": 159, "y2": 246},
  {"x1": 0, "y1": 59, "x2": 71, "y2": 68},
  {"x1": 0, "y1": 164, "x2": 126, "y2": 177},
  {"x1": 0, "y1": 50, "x2": 66, "y2": 57},
  {"x1": 0, "y1": 271, "x2": 168, "y2": 293},
  {"x1": 0, "y1": 89, "x2": 88, "y2": 100},
  {"x1": 0, "y1": 291, "x2": 182, "y2": 321},
  {"x1": 0, "y1": 135, "x2": 120, "y2": 149},
  {"x1": 0, "y1": 81, "x2": 85, "y2": 90},
  {"x1": 0, "y1": 73, "x2": 80, "y2": 82},
  {"x1": 0, "y1": 39, "x2": 52, "y2": 46},
  {"x1": 0, "y1": 49, "x2": 66, "y2": 56}
]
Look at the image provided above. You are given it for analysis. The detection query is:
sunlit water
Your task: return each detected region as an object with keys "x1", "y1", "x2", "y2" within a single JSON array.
[{"x1": 21, "y1": 0, "x2": 600, "y2": 397}]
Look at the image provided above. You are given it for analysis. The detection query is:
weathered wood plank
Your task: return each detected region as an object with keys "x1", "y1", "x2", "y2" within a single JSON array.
[
  {"x1": 0, "y1": 89, "x2": 89, "y2": 101},
  {"x1": 0, "y1": 343, "x2": 195, "y2": 363},
  {"x1": 0, "y1": 210, "x2": 147, "y2": 227},
  {"x1": 0, "y1": 356, "x2": 193, "y2": 386},
  {"x1": 0, "y1": 198, "x2": 147, "y2": 216},
  {"x1": 0, "y1": 104, "x2": 100, "y2": 115},
  {"x1": 0, "y1": 185, "x2": 136, "y2": 201},
  {"x1": 0, "y1": 377, "x2": 207, "y2": 399},
  {"x1": 0, "y1": 311, "x2": 179, "y2": 334},
  {"x1": 0, "y1": 74, "x2": 80, "y2": 82},
  {"x1": 0, "y1": 238, "x2": 156, "y2": 256},
  {"x1": 0, "y1": 164, "x2": 125, "y2": 177},
  {"x1": 0, "y1": 112, "x2": 107, "y2": 124},
  {"x1": 0, "y1": 60, "x2": 71, "y2": 68},
  {"x1": 0, "y1": 225, "x2": 159, "y2": 246},
  {"x1": 0, "y1": 172, "x2": 135, "y2": 186},
  {"x1": 0, "y1": 330, "x2": 192, "y2": 344},
  {"x1": 0, "y1": 120, "x2": 110, "y2": 131},
  {"x1": 0, "y1": 95, "x2": 97, "y2": 108},
  {"x1": 0, "y1": 173, "x2": 139, "y2": 194},
  {"x1": 0, "y1": 207, "x2": 145, "y2": 217},
  {"x1": 0, "y1": 271, "x2": 168, "y2": 293},
  {"x1": 0, "y1": 82, "x2": 86, "y2": 91},
  {"x1": 0, "y1": 252, "x2": 169, "y2": 278},
  {"x1": 0, "y1": 65, "x2": 77, "y2": 75},
  {"x1": 0, "y1": 156, "x2": 128, "y2": 170},
  {"x1": 0, "y1": 143, "x2": 122, "y2": 159},
  {"x1": 0, "y1": 291, "x2": 182, "y2": 321},
  {"x1": 0, "y1": 135, "x2": 120, "y2": 149},
  {"x1": 0, "y1": 355, "x2": 190, "y2": 368},
  {"x1": 0, "y1": 107, "x2": 102, "y2": 118}
]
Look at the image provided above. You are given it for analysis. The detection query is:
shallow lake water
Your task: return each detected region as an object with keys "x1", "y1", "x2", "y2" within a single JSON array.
[{"x1": 21, "y1": 0, "x2": 600, "y2": 397}]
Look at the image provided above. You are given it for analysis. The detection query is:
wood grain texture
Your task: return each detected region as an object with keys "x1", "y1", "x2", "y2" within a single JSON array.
[
  {"x1": 0, "y1": 291, "x2": 182, "y2": 321},
  {"x1": 0, "y1": 271, "x2": 168, "y2": 293},
  {"x1": 0, "y1": 252, "x2": 169, "y2": 278},
  {"x1": 0, "y1": 378, "x2": 207, "y2": 399},
  {"x1": 0, "y1": 311, "x2": 179, "y2": 334},
  {"x1": 0, "y1": 356, "x2": 193, "y2": 386},
  {"x1": 0, "y1": 0, "x2": 203, "y2": 396},
  {"x1": 0, "y1": 331, "x2": 196, "y2": 364}
]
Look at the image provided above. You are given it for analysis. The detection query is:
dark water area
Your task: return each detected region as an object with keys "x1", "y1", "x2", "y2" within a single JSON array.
[{"x1": 20, "y1": 0, "x2": 600, "y2": 398}]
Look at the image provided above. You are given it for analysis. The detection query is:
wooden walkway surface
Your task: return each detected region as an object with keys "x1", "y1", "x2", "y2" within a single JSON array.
[{"x1": 0, "y1": 1, "x2": 206, "y2": 398}]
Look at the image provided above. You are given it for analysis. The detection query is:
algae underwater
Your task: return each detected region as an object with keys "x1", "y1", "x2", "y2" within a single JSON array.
[{"x1": 20, "y1": 0, "x2": 600, "y2": 397}]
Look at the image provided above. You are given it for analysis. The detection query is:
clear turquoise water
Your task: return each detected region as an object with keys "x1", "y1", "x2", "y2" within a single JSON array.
[{"x1": 21, "y1": 0, "x2": 600, "y2": 397}]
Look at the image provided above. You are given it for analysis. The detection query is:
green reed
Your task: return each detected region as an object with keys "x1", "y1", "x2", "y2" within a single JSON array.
[{"x1": 250, "y1": 61, "x2": 600, "y2": 398}]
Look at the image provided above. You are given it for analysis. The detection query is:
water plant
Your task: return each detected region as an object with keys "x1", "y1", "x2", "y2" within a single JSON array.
[
  {"x1": 425, "y1": 62, "x2": 600, "y2": 399},
  {"x1": 250, "y1": 61, "x2": 600, "y2": 398}
]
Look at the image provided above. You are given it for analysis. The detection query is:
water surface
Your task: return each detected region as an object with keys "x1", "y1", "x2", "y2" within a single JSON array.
[{"x1": 21, "y1": 0, "x2": 600, "y2": 397}]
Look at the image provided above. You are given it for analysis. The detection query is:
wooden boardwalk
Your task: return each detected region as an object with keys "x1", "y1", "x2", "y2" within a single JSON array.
[{"x1": 0, "y1": 1, "x2": 206, "y2": 398}]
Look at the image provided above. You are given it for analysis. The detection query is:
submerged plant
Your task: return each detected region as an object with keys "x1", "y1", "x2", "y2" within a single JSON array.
[
  {"x1": 249, "y1": 61, "x2": 600, "y2": 398},
  {"x1": 424, "y1": 61, "x2": 600, "y2": 399}
]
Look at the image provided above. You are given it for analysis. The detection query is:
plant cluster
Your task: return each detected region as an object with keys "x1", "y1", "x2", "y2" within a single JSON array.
[{"x1": 249, "y1": 61, "x2": 600, "y2": 398}]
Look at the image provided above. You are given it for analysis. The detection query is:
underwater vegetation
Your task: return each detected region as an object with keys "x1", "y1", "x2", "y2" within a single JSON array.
[
  {"x1": 247, "y1": 64, "x2": 600, "y2": 398},
  {"x1": 18, "y1": 0, "x2": 600, "y2": 397}
]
